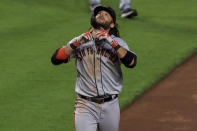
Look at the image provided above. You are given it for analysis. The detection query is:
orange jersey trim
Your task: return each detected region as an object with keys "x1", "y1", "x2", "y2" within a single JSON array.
[{"x1": 56, "y1": 47, "x2": 69, "y2": 59}]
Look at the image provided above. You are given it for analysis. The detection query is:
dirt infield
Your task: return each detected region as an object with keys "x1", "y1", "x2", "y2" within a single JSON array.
[{"x1": 119, "y1": 52, "x2": 197, "y2": 131}]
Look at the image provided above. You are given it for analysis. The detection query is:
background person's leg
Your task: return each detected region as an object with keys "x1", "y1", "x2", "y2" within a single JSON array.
[
  {"x1": 120, "y1": 0, "x2": 138, "y2": 18},
  {"x1": 89, "y1": 0, "x2": 101, "y2": 12}
]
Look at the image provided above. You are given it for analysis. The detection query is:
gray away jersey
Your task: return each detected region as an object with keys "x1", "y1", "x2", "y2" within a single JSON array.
[{"x1": 67, "y1": 35, "x2": 131, "y2": 97}]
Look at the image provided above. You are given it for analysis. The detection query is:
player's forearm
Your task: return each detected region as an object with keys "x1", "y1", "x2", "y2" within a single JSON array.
[
  {"x1": 116, "y1": 46, "x2": 127, "y2": 58},
  {"x1": 51, "y1": 47, "x2": 69, "y2": 65},
  {"x1": 51, "y1": 44, "x2": 73, "y2": 65},
  {"x1": 116, "y1": 46, "x2": 137, "y2": 68},
  {"x1": 63, "y1": 44, "x2": 74, "y2": 56}
]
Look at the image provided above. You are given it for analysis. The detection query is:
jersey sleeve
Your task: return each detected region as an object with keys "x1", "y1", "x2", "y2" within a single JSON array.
[
  {"x1": 65, "y1": 37, "x2": 77, "y2": 60},
  {"x1": 113, "y1": 37, "x2": 130, "y2": 51},
  {"x1": 51, "y1": 37, "x2": 77, "y2": 65},
  {"x1": 112, "y1": 36, "x2": 137, "y2": 66}
]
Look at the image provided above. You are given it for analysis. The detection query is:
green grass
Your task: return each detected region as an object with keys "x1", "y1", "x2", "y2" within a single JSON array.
[{"x1": 0, "y1": 0, "x2": 196, "y2": 130}]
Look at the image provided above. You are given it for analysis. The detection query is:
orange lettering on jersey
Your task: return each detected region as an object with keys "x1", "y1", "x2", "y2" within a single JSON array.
[
  {"x1": 76, "y1": 46, "x2": 118, "y2": 63},
  {"x1": 100, "y1": 48, "x2": 105, "y2": 56},
  {"x1": 76, "y1": 52, "x2": 82, "y2": 61},
  {"x1": 97, "y1": 47, "x2": 101, "y2": 55},
  {"x1": 81, "y1": 49, "x2": 86, "y2": 57},
  {"x1": 87, "y1": 47, "x2": 90, "y2": 55},
  {"x1": 104, "y1": 49, "x2": 108, "y2": 57},
  {"x1": 111, "y1": 55, "x2": 118, "y2": 63},
  {"x1": 90, "y1": 47, "x2": 94, "y2": 55}
]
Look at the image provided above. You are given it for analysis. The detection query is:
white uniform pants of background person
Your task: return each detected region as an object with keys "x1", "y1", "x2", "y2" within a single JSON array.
[
  {"x1": 89, "y1": 0, "x2": 131, "y2": 12},
  {"x1": 74, "y1": 95, "x2": 120, "y2": 131}
]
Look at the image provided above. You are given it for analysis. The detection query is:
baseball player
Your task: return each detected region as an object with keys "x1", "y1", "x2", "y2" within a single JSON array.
[
  {"x1": 89, "y1": 0, "x2": 137, "y2": 18},
  {"x1": 51, "y1": 5, "x2": 137, "y2": 131}
]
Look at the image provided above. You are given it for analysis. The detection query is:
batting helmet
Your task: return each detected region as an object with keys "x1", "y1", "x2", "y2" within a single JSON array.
[
  {"x1": 93, "y1": 5, "x2": 116, "y2": 24},
  {"x1": 90, "y1": 5, "x2": 119, "y2": 37}
]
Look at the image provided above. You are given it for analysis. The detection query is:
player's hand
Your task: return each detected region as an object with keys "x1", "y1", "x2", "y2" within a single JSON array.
[
  {"x1": 75, "y1": 28, "x2": 94, "y2": 45},
  {"x1": 96, "y1": 27, "x2": 119, "y2": 48}
]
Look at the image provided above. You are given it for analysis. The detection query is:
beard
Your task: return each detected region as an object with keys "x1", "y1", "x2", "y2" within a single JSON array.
[{"x1": 90, "y1": 14, "x2": 111, "y2": 30}]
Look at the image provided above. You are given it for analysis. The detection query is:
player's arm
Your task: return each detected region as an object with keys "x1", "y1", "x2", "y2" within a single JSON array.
[
  {"x1": 116, "y1": 46, "x2": 137, "y2": 68},
  {"x1": 51, "y1": 39, "x2": 84, "y2": 65},
  {"x1": 96, "y1": 28, "x2": 137, "y2": 68},
  {"x1": 51, "y1": 29, "x2": 93, "y2": 65},
  {"x1": 51, "y1": 45, "x2": 74, "y2": 65}
]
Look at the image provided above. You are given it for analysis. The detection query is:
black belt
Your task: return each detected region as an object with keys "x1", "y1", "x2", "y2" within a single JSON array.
[{"x1": 78, "y1": 94, "x2": 118, "y2": 104}]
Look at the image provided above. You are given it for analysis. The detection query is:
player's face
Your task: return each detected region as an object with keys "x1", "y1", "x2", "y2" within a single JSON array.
[{"x1": 95, "y1": 10, "x2": 114, "y2": 29}]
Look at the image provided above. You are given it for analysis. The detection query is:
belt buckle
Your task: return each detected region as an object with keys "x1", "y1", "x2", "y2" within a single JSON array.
[
  {"x1": 99, "y1": 98, "x2": 105, "y2": 104},
  {"x1": 87, "y1": 97, "x2": 91, "y2": 101}
]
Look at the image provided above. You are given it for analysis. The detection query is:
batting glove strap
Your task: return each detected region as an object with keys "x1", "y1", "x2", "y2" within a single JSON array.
[
  {"x1": 113, "y1": 44, "x2": 121, "y2": 51},
  {"x1": 73, "y1": 40, "x2": 81, "y2": 47},
  {"x1": 111, "y1": 40, "x2": 119, "y2": 48},
  {"x1": 70, "y1": 40, "x2": 80, "y2": 49}
]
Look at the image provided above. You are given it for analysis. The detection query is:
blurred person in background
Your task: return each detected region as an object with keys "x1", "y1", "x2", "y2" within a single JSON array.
[{"x1": 89, "y1": 0, "x2": 137, "y2": 18}]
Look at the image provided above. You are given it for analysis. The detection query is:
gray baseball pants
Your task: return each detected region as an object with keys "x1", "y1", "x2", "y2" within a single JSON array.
[{"x1": 74, "y1": 95, "x2": 120, "y2": 131}]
